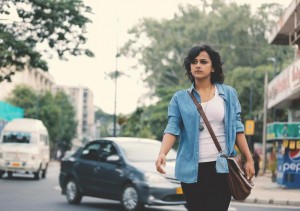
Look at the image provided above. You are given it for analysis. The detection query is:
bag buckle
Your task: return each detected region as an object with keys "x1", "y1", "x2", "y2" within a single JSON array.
[{"x1": 220, "y1": 152, "x2": 227, "y2": 158}]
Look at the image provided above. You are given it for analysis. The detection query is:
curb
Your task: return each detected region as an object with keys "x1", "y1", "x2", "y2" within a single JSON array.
[{"x1": 238, "y1": 198, "x2": 300, "y2": 207}]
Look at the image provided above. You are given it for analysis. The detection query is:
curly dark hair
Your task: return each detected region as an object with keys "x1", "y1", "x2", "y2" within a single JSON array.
[{"x1": 183, "y1": 44, "x2": 224, "y2": 84}]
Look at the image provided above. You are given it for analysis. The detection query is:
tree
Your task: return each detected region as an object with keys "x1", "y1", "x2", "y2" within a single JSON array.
[
  {"x1": 94, "y1": 107, "x2": 114, "y2": 137},
  {"x1": 6, "y1": 85, "x2": 77, "y2": 157},
  {"x1": 0, "y1": 0, "x2": 94, "y2": 82},
  {"x1": 120, "y1": 107, "x2": 156, "y2": 139},
  {"x1": 121, "y1": 1, "x2": 292, "y2": 99},
  {"x1": 120, "y1": 0, "x2": 294, "y2": 141}
]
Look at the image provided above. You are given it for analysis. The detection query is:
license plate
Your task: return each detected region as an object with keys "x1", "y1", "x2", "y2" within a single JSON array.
[
  {"x1": 176, "y1": 187, "x2": 183, "y2": 194},
  {"x1": 11, "y1": 162, "x2": 21, "y2": 167}
]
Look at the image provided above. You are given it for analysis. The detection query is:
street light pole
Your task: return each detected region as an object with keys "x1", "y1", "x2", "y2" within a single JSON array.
[
  {"x1": 248, "y1": 69, "x2": 254, "y2": 153},
  {"x1": 113, "y1": 68, "x2": 117, "y2": 137},
  {"x1": 113, "y1": 18, "x2": 119, "y2": 137},
  {"x1": 267, "y1": 57, "x2": 277, "y2": 77},
  {"x1": 267, "y1": 57, "x2": 277, "y2": 121},
  {"x1": 262, "y1": 71, "x2": 268, "y2": 174}
]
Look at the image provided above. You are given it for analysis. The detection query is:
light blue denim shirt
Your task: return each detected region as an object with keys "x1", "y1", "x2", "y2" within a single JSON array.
[{"x1": 164, "y1": 83, "x2": 245, "y2": 183}]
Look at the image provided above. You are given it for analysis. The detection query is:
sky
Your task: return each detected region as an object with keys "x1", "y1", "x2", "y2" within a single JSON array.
[{"x1": 47, "y1": 0, "x2": 290, "y2": 115}]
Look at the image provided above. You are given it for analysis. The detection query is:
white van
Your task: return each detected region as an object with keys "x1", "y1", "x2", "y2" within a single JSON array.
[{"x1": 0, "y1": 118, "x2": 50, "y2": 180}]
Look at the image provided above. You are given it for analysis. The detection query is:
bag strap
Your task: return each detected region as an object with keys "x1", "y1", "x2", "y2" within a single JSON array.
[{"x1": 187, "y1": 90, "x2": 223, "y2": 153}]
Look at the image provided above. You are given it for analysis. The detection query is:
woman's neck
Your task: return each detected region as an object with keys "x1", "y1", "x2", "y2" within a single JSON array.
[
  {"x1": 194, "y1": 80, "x2": 213, "y2": 91},
  {"x1": 195, "y1": 80, "x2": 215, "y2": 102}
]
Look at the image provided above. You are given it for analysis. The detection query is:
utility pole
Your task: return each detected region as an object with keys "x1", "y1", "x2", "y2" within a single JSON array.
[
  {"x1": 113, "y1": 18, "x2": 119, "y2": 137},
  {"x1": 262, "y1": 71, "x2": 268, "y2": 174},
  {"x1": 248, "y1": 69, "x2": 254, "y2": 153},
  {"x1": 267, "y1": 57, "x2": 277, "y2": 121},
  {"x1": 113, "y1": 67, "x2": 117, "y2": 137}
]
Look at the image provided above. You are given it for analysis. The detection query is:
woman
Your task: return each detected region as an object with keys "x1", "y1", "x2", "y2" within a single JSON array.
[{"x1": 155, "y1": 44, "x2": 255, "y2": 211}]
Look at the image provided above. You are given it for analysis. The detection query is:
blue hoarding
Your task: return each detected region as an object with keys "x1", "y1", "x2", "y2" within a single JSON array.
[
  {"x1": 276, "y1": 144, "x2": 300, "y2": 188},
  {"x1": 0, "y1": 101, "x2": 24, "y2": 121}
]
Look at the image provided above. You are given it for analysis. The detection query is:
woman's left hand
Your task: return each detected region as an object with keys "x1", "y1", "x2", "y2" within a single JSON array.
[{"x1": 244, "y1": 160, "x2": 255, "y2": 180}]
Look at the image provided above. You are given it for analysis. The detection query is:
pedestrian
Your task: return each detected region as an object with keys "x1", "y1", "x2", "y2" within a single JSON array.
[
  {"x1": 155, "y1": 44, "x2": 255, "y2": 211},
  {"x1": 253, "y1": 150, "x2": 261, "y2": 177}
]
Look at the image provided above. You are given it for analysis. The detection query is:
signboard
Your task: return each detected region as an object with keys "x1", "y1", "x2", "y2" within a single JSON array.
[
  {"x1": 267, "y1": 59, "x2": 300, "y2": 109},
  {"x1": 267, "y1": 122, "x2": 300, "y2": 141},
  {"x1": 0, "y1": 101, "x2": 24, "y2": 121},
  {"x1": 245, "y1": 120, "x2": 255, "y2": 135}
]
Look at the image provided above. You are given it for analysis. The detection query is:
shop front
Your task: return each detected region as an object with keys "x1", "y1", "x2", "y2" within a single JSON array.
[{"x1": 267, "y1": 122, "x2": 300, "y2": 188}]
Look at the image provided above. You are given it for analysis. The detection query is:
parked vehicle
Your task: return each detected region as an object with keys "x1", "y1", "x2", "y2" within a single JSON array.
[
  {"x1": 0, "y1": 118, "x2": 50, "y2": 180},
  {"x1": 59, "y1": 137, "x2": 186, "y2": 211}
]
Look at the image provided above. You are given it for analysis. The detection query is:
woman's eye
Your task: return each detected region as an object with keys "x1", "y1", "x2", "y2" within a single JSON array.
[{"x1": 191, "y1": 60, "x2": 208, "y2": 64}]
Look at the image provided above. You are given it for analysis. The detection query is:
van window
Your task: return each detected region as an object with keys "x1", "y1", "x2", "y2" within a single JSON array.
[
  {"x1": 2, "y1": 132, "x2": 37, "y2": 144},
  {"x1": 40, "y1": 134, "x2": 49, "y2": 146}
]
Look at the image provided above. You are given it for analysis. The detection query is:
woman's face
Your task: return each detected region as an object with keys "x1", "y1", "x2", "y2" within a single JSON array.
[{"x1": 190, "y1": 51, "x2": 213, "y2": 81}]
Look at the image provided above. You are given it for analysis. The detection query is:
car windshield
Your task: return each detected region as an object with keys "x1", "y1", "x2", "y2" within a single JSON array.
[
  {"x1": 1, "y1": 132, "x2": 35, "y2": 144},
  {"x1": 117, "y1": 141, "x2": 177, "y2": 162}
]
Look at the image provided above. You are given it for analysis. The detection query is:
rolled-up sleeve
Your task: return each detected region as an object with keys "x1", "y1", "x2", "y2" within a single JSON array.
[
  {"x1": 164, "y1": 94, "x2": 182, "y2": 136},
  {"x1": 233, "y1": 89, "x2": 245, "y2": 133}
]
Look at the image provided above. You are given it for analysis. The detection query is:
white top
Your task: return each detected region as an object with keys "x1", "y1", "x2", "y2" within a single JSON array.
[{"x1": 198, "y1": 86, "x2": 226, "y2": 163}]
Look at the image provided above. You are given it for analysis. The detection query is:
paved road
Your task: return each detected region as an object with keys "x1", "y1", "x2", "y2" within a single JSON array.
[{"x1": 0, "y1": 162, "x2": 299, "y2": 211}]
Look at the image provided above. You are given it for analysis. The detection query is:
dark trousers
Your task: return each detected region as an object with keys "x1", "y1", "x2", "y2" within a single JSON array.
[{"x1": 181, "y1": 161, "x2": 231, "y2": 211}]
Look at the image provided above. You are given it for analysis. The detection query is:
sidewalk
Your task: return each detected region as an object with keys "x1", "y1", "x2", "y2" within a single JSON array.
[{"x1": 236, "y1": 172, "x2": 300, "y2": 207}]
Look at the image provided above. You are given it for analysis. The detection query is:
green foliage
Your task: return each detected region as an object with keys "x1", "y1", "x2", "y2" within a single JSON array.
[
  {"x1": 4, "y1": 84, "x2": 38, "y2": 117},
  {"x1": 5, "y1": 85, "x2": 77, "y2": 157},
  {"x1": 0, "y1": 0, "x2": 94, "y2": 82},
  {"x1": 94, "y1": 107, "x2": 114, "y2": 137},
  {"x1": 122, "y1": 2, "x2": 292, "y2": 93},
  {"x1": 120, "y1": 0, "x2": 294, "y2": 142},
  {"x1": 120, "y1": 107, "x2": 156, "y2": 139}
]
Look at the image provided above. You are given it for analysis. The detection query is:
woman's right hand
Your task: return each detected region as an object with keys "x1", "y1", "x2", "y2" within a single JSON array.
[{"x1": 155, "y1": 153, "x2": 166, "y2": 174}]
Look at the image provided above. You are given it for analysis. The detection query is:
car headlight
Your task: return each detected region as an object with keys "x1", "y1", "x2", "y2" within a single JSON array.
[{"x1": 145, "y1": 172, "x2": 168, "y2": 183}]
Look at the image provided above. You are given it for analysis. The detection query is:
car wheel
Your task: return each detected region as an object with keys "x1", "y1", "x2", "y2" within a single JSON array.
[
  {"x1": 121, "y1": 184, "x2": 144, "y2": 211},
  {"x1": 0, "y1": 170, "x2": 4, "y2": 178},
  {"x1": 65, "y1": 179, "x2": 82, "y2": 205},
  {"x1": 7, "y1": 171, "x2": 13, "y2": 178}
]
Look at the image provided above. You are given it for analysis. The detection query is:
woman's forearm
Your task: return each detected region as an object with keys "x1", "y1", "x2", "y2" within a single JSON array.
[
  {"x1": 235, "y1": 133, "x2": 253, "y2": 162},
  {"x1": 156, "y1": 133, "x2": 177, "y2": 174},
  {"x1": 159, "y1": 133, "x2": 177, "y2": 155}
]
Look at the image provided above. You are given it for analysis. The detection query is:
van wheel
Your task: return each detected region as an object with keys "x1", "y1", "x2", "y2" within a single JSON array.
[
  {"x1": 42, "y1": 165, "x2": 48, "y2": 179},
  {"x1": 65, "y1": 179, "x2": 82, "y2": 204},
  {"x1": 121, "y1": 184, "x2": 144, "y2": 211},
  {"x1": 34, "y1": 167, "x2": 42, "y2": 180}
]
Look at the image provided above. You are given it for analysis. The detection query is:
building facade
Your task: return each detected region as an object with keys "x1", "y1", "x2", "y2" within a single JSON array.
[
  {"x1": 0, "y1": 66, "x2": 55, "y2": 100},
  {"x1": 266, "y1": 0, "x2": 300, "y2": 188},
  {"x1": 268, "y1": 0, "x2": 300, "y2": 119},
  {"x1": 53, "y1": 85, "x2": 95, "y2": 142}
]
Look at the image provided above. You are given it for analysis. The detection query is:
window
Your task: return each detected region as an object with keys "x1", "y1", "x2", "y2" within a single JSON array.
[
  {"x1": 99, "y1": 143, "x2": 117, "y2": 161},
  {"x1": 80, "y1": 142, "x2": 117, "y2": 162},
  {"x1": 2, "y1": 132, "x2": 34, "y2": 144},
  {"x1": 80, "y1": 143, "x2": 100, "y2": 161},
  {"x1": 40, "y1": 134, "x2": 49, "y2": 146}
]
